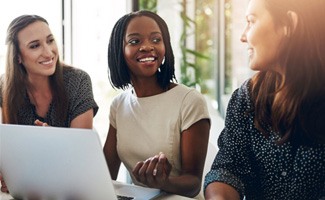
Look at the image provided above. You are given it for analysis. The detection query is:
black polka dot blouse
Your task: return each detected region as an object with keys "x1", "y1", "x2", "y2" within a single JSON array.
[{"x1": 204, "y1": 80, "x2": 325, "y2": 200}]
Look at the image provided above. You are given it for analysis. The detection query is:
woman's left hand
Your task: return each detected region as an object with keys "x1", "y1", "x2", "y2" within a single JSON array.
[
  {"x1": 0, "y1": 174, "x2": 9, "y2": 193},
  {"x1": 34, "y1": 119, "x2": 49, "y2": 126},
  {"x1": 132, "y1": 152, "x2": 172, "y2": 189}
]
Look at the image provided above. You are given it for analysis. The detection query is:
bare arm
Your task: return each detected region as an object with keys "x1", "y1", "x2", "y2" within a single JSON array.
[
  {"x1": 132, "y1": 119, "x2": 210, "y2": 197},
  {"x1": 205, "y1": 182, "x2": 240, "y2": 200},
  {"x1": 103, "y1": 125, "x2": 121, "y2": 180},
  {"x1": 34, "y1": 109, "x2": 94, "y2": 128},
  {"x1": 70, "y1": 109, "x2": 94, "y2": 129}
]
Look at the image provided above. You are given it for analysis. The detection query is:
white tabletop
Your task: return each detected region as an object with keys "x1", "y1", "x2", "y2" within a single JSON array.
[{"x1": 1, "y1": 191, "x2": 194, "y2": 200}]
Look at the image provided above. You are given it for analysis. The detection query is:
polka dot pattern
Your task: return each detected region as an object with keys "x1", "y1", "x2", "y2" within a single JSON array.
[{"x1": 204, "y1": 80, "x2": 325, "y2": 200}]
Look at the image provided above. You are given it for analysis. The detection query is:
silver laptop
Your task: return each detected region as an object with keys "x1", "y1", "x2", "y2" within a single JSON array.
[{"x1": 0, "y1": 124, "x2": 160, "y2": 200}]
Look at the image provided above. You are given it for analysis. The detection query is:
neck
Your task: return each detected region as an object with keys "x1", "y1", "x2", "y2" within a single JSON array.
[
  {"x1": 27, "y1": 75, "x2": 51, "y2": 93},
  {"x1": 131, "y1": 79, "x2": 168, "y2": 98}
]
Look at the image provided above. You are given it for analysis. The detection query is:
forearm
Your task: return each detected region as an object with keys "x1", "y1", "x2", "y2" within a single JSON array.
[
  {"x1": 205, "y1": 182, "x2": 240, "y2": 200},
  {"x1": 160, "y1": 174, "x2": 202, "y2": 198},
  {"x1": 103, "y1": 145, "x2": 121, "y2": 180},
  {"x1": 70, "y1": 109, "x2": 94, "y2": 129}
]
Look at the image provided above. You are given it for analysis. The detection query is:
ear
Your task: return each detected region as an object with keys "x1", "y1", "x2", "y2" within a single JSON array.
[
  {"x1": 18, "y1": 56, "x2": 22, "y2": 64},
  {"x1": 287, "y1": 11, "x2": 298, "y2": 34}
]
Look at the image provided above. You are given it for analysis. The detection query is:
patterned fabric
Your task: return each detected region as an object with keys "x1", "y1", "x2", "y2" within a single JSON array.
[
  {"x1": 0, "y1": 66, "x2": 98, "y2": 127},
  {"x1": 204, "y1": 80, "x2": 325, "y2": 200}
]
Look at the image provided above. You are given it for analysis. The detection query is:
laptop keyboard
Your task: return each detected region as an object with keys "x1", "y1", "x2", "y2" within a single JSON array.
[{"x1": 117, "y1": 195, "x2": 134, "y2": 200}]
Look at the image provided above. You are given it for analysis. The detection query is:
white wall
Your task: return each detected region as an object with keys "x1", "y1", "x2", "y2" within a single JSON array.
[
  {"x1": 0, "y1": 0, "x2": 62, "y2": 74},
  {"x1": 157, "y1": 0, "x2": 183, "y2": 80}
]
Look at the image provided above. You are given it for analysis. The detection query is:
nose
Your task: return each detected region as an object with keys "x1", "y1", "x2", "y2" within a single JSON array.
[
  {"x1": 42, "y1": 44, "x2": 53, "y2": 57},
  {"x1": 139, "y1": 45, "x2": 154, "y2": 52},
  {"x1": 240, "y1": 29, "x2": 247, "y2": 43},
  {"x1": 139, "y1": 40, "x2": 154, "y2": 52}
]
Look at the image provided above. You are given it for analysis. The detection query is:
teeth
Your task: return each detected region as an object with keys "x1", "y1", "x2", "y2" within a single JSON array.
[
  {"x1": 139, "y1": 57, "x2": 155, "y2": 62},
  {"x1": 41, "y1": 60, "x2": 53, "y2": 65}
]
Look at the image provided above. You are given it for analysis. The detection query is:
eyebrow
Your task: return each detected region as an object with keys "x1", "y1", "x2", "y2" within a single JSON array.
[
  {"x1": 126, "y1": 31, "x2": 162, "y2": 38},
  {"x1": 27, "y1": 34, "x2": 54, "y2": 45}
]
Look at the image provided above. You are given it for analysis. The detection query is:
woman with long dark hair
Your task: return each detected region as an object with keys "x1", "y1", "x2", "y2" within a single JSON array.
[
  {"x1": 0, "y1": 14, "x2": 98, "y2": 193},
  {"x1": 205, "y1": 0, "x2": 325, "y2": 199}
]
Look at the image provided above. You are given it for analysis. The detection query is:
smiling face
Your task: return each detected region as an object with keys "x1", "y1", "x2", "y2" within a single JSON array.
[
  {"x1": 241, "y1": 0, "x2": 285, "y2": 72},
  {"x1": 123, "y1": 16, "x2": 165, "y2": 81},
  {"x1": 18, "y1": 21, "x2": 58, "y2": 79}
]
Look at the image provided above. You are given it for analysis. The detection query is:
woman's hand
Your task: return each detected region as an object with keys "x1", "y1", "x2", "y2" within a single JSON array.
[
  {"x1": 132, "y1": 152, "x2": 172, "y2": 189},
  {"x1": 34, "y1": 119, "x2": 48, "y2": 126},
  {"x1": 0, "y1": 174, "x2": 9, "y2": 193}
]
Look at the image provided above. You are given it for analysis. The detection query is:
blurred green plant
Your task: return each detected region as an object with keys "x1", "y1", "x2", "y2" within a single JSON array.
[
  {"x1": 180, "y1": 1, "x2": 210, "y2": 90},
  {"x1": 137, "y1": 0, "x2": 210, "y2": 91},
  {"x1": 139, "y1": 0, "x2": 157, "y2": 11}
]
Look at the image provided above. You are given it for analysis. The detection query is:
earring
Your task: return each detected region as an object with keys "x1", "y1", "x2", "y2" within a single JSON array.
[
  {"x1": 161, "y1": 56, "x2": 165, "y2": 65},
  {"x1": 284, "y1": 26, "x2": 291, "y2": 37}
]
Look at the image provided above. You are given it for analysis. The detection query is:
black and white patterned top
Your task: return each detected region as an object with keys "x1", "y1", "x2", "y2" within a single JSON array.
[
  {"x1": 204, "y1": 80, "x2": 325, "y2": 200},
  {"x1": 0, "y1": 66, "x2": 98, "y2": 127}
]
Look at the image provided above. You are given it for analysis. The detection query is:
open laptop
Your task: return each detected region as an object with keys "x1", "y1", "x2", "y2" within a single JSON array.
[{"x1": 0, "y1": 124, "x2": 160, "y2": 200}]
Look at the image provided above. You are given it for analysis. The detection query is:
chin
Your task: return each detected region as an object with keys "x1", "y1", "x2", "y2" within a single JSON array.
[
  {"x1": 249, "y1": 60, "x2": 264, "y2": 71},
  {"x1": 47, "y1": 68, "x2": 57, "y2": 76},
  {"x1": 249, "y1": 64, "x2": 258, "y2": 71}
]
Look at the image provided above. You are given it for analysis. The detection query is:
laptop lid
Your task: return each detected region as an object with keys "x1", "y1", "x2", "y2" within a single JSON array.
[{"x1": 0, "y1": 124, "x2": 117, "y2": 200}]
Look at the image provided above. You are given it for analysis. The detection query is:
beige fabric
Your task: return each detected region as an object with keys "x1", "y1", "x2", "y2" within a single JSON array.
[{"x1": 109, "y1": 84, "x2": 210, "y2": 199}]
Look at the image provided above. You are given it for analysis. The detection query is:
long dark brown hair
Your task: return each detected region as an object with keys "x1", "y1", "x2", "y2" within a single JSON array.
[
  {"x1": 2, "y1": 15, "x2": 68, "y2": 124},
  {"x1": 251, "y1": 0, "x2": 325, "y2": 144}
]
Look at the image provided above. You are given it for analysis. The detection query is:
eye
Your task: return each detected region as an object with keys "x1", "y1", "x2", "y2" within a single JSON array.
[
  {"x1": 247, "y1": 20, "x2": 252, "y2": 27},
  {"x1": 128, "y1": 38, "x2": 140, "y2": 45},
  {"x1": 29, "y1": 43, "x2": 40, "y2": 49},
  {"x1": 152, "y1": 37, "x2": 162, "y2": 43},
  {"x1": 47, "y1": 37, "x2": 55, "y2": 44},
  {"x1": 246, "y1": 16, "x2": 255, "y2": 28}
]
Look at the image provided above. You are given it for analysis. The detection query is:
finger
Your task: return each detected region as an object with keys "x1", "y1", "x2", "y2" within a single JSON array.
[
  {"x1": 158, "y1": 153, "x2": 172, "y2": 176},
  {"x1": 137, "y1": 159, "x2": 151, "y2": 183},
  {"x1": 154, "y1": 153, "x2": 164, "y2": 175},
  {"x1": 34, "y1": 119, "x2": 48, "y2": 126},
  {"x1": 0, "y1": 177, "x2": 6, "y2": 187},
  {"x1": 1, "y1": 184, "x2": 9, "y2": 193},
  {"x1": 145, "y1": 155, "x2": 159, "y2": 185},
  {"x1": 34, "y1": 119, "x2": 42, "y2": 126},
  {"x1": 132, "y1": 161, "x2": 144, "y2": 180},
  {"x1": 154, "y1": 153, "x2": 168, "y2": 182},
  {"x1": 158, "y1": 153, "x2": 167, "y2": 167},
  {"x1": 0, "y1": 174, "x2": 8, "y2": 193},
  {"x1": 155, "y1": 155, "x2": 164, "y2": 177},
  {"x1": 149, "y1": 155, "x2": 159, "y2": 176}
]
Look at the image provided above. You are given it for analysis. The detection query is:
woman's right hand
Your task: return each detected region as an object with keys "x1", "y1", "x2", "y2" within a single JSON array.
[
  {"x1": 132, "y1": 152, "x2": 172, "y2": 189},
  {"x1": 0, "y1": 173, "x2": 9, "y2": 193}
]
